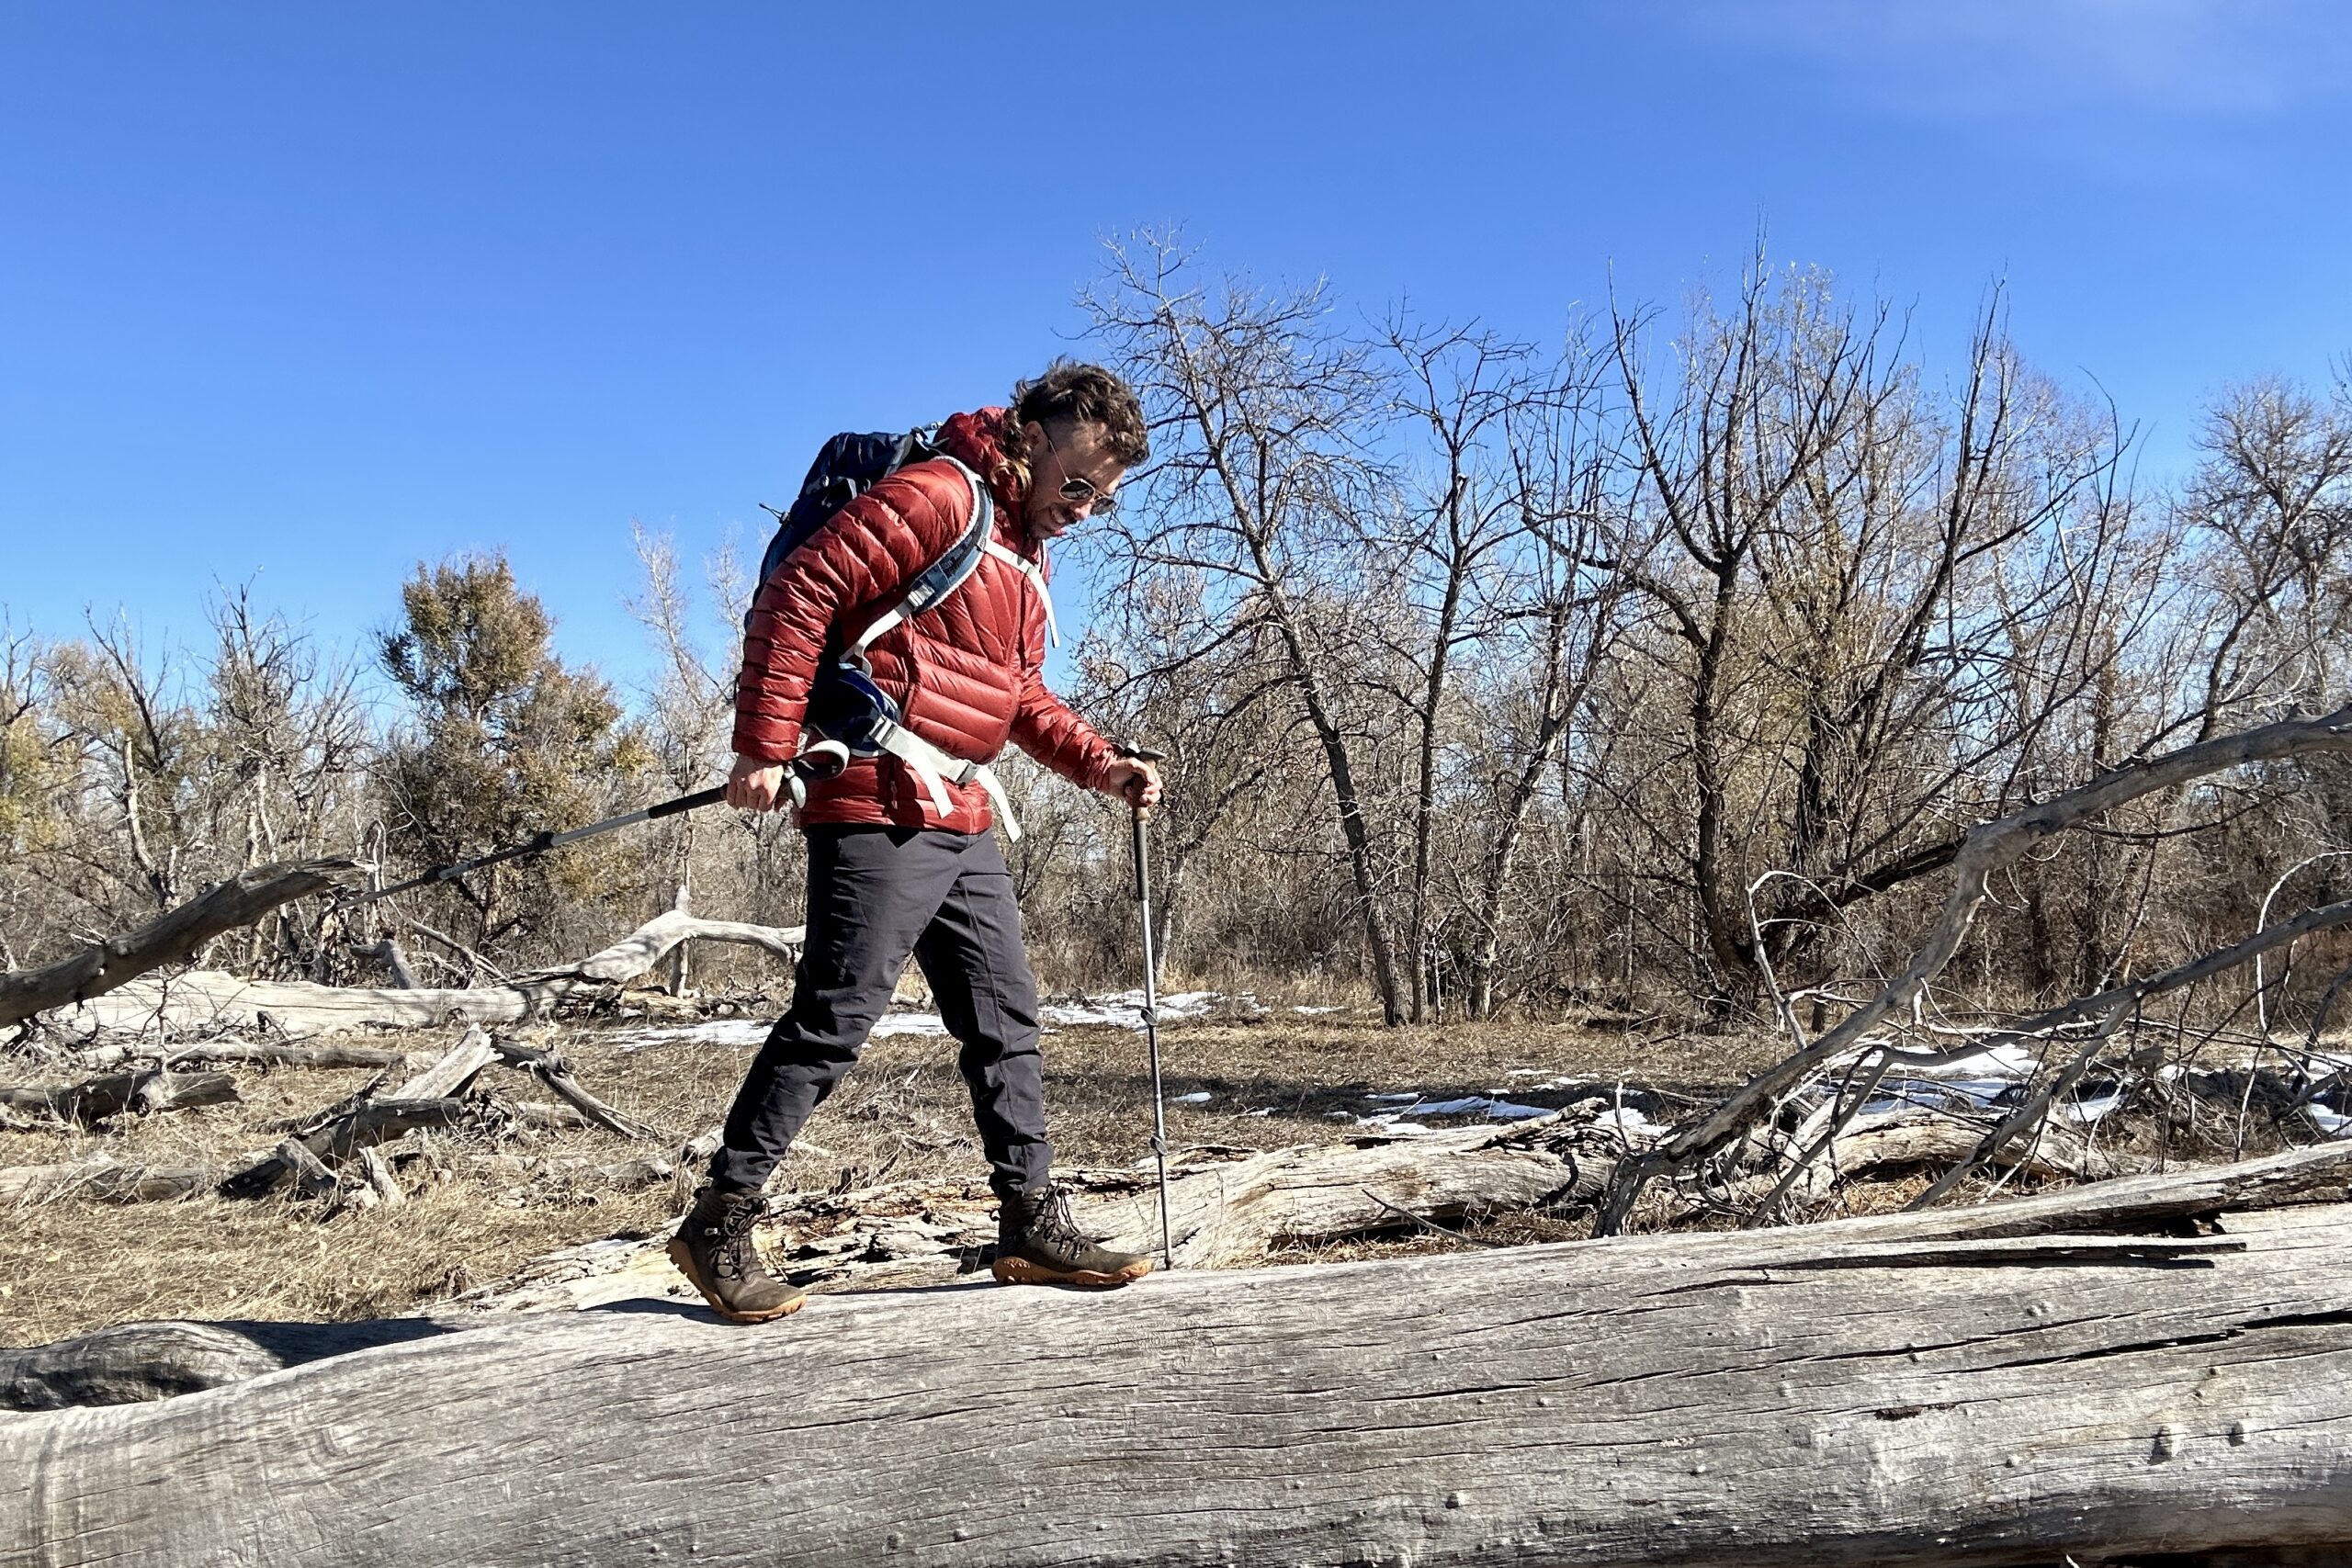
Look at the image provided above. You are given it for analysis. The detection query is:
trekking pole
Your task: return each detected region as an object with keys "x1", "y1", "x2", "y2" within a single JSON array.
[
  {"x1": 1119, "y1": 745, "x2": 1175, "y2": 1270},
  {"x1": 344, "y1": 745, "x2": 849, "y2": 908}
]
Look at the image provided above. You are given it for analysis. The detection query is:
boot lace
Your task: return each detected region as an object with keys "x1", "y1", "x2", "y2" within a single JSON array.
[
  {"x1": 703, "y1": 1191, "x2": 766, "y2": 1281},
  {"x1": 1026, "y1": 1186, "x2": 1088, "y2": 1247}
]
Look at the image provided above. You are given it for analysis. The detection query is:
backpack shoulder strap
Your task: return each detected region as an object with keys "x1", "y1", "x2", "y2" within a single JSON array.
[
  {"x1": 847, "y1": 455, "x2": 995, "y2": 660},
  {"x1": 982, "y1": 539, "x2": 1060, "y2": 649}
]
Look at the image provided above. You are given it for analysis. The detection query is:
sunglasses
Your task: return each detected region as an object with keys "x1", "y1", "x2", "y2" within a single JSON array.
[{"x1": 1041, "y1": 428, "x2": 1120, "y2": 516}]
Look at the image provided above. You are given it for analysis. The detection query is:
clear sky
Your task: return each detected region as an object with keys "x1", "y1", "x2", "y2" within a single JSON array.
[{"x1": 5, "y1": 1, "x2": 2348, "y2": 700}]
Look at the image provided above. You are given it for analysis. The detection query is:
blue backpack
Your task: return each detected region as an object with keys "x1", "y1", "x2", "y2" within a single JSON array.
[{"x1": 756, "y1": 426, "x2": 949, "y2": 591}]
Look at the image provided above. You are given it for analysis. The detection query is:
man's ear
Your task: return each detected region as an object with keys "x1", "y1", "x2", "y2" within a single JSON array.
[{"x1": 1021, "y1": 419, "x2": 1046, "y2": 459}]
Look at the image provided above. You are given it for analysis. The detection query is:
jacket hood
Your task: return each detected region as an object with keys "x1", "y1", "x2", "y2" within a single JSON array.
[{"x1": 936, "y1": 407, "x2": 1031, "y2": 526}]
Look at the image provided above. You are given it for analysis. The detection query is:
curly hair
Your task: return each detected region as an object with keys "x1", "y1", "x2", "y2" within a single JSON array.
[{"x1": 994, "y1": 361, "x2": 1150, "y2": 495}]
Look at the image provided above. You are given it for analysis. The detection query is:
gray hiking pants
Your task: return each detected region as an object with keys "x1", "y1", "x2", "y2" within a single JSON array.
[{"x1": 709, "y1": 825, "x2": 1052, "y2": 1197}]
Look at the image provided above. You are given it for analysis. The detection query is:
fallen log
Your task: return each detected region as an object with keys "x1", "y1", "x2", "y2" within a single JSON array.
[
  {"x1": 218, "y1": 1098, "x2": 472, "y2": 1199},
  {"x1": 486, "y1": 1035, "x2": 666, "y2": 1142},
  {"x1": 1733, "y1": 1105, "x2": 2133, "y2": 1219},
  {"x1": 46, "y1": 911, "x2": 806, "y2": 1036},
  {"x1": 0, "y1": 1157, "x2": 216, "y2": 1205},
  {"x1": 0, "y1": 856, "x2": 368, "y2": 1029},
  {"x1": 386, "y1": 1023, "x2": 496, "y2": 1100},
  {"x1": 451, "y1": 1112, "x2": 1637, "y2": 1313},
  {"x1": 559, "y1": 908, "x2": 803, "y2": 982},
  {"x1": 0, "y1": 1318, "x2": 454, "y2": 1411},
  {"x1": 0, "y1": 1068, "x2": 238, "y2": 1126},
  {"x1": 79, "y1": 1040, "x2": 409, "y2": 1071},
  {"x1": 11, "y1": 1176, "x2": 2352, "y2": 1564}
]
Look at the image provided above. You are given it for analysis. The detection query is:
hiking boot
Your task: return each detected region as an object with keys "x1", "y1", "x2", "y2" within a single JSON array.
[
  {"x1": 667, "y1": 1183, "x2": 807, "y2": 1323},
  {"x1": 993, "y1": 1184, "x2": 1154, "y2": 1288}
]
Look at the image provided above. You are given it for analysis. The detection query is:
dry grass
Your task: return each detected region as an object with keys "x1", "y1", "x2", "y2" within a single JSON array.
[{"x1": 0, "y1": 1007, "x2": 1783, "y2": 1348}]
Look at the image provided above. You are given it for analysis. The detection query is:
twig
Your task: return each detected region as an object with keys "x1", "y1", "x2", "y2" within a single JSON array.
[{"x1": 1359, "y1": 1187, "x2": 1508, "y2": 1248}]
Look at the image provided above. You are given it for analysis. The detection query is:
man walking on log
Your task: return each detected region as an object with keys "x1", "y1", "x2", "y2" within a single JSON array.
[{"x1": 670, "y1": 363, "x2": 1164, "y2": 1322}]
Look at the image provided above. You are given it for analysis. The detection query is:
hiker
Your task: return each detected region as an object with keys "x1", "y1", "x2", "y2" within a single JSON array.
[{"x1": 668, "y1": 362, "x2": 1164, "y2": 1323}]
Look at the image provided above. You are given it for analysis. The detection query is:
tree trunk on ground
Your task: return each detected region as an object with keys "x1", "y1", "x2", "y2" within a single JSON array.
[
  {"x1": 0, "y1": 1069, "x2": 238, "y2": 1126},
  {"x1": 0, "y1": 856, "x2": 367, "y2": 1028},
  {"x1": 76, "y1": 1041, "x2": 408, "y2": 1071},
  {"x1": 11, "y1": 1150, "x2": 2352, "y2": 1565},
  {"x1": 0, "y1": 1158, "x2": 217, "y2": 1205},
  {"x1": 40, "y1": 910, "x2": 804, "y2": 1037}
]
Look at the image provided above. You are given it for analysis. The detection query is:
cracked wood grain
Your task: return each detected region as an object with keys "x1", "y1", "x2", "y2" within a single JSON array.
[{"x1": 6, "y1": 1199, "x2": 2352, "y2": 1565}]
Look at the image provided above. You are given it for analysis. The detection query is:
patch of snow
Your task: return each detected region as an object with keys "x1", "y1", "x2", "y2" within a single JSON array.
[
  {"x1": 1894, "y1": 1043, "x2": 2041, "y2": 1078},
  {"x1": 1172, "y1": 1091, "x2": 1212, "y2": 1105},
  {"x1": 1292, "y1": 1004, "x2": 1342, "y2": 1015},
  {"x1": 1348, "y1": 1115, "x2": 1440, "y2": 1136},
  {"x1": 1371, "y1": 1094, "x2": 1555, "y2": 1122},
  {"x1": 2306, "y1": 1104, "x2": 2352, "y2": 1136},
  {"x1": 1591, "y1": 1106, "x2": 1668, "y2": 1137},
  {"x1": 869, "y1": 1011, "x2": 948, "y2": 1038},
  {"x1": 1040, "y1": 989, "x2": 1223, "y2": 1031},
  {"x1": 1245, "y1": 1107, "x2": 1275, "y2": 1117},
  {"x1": 615, "y1": 1019, "x2": 770, "y2": 1051},
  {"x1": 2060, "y1": 1091, "x2": 2125, "y2": 1124}
]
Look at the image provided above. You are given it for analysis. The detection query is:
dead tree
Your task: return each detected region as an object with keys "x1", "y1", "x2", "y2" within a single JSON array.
[{"x1": 1599, "y1": 700, "x2": 2352, "y2": 1234}]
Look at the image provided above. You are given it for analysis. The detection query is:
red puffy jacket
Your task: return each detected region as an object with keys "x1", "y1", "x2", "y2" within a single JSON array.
[{"x1": 732, "y1": 408, "x2": 1117, "y2": 832}]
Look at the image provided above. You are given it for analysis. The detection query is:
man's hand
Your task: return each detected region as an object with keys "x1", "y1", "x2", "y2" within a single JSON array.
[
  {"x1": 1102, "y1": 755, "x2": 1163, "y2": 818},
  {"x1": 728, "y1": 753, "x2": 789, "y2": 812}
]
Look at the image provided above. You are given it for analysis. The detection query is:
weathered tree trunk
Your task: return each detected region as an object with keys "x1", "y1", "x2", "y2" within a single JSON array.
[
  {"x1": 0, "y1": 1158, "x2": 216, "y2": 1205},
  {"x1": 0, "y1": 856, "x2": 367, "y2": 1028},
  {"x1": 0, "y1": 1068, "x2": 238, "y2": 1125},
  {"x1": 10, "y1": 1159, "x2": 2352, "y2": 1566},
  {"x1": 217, "y1": 1098, "x2": 472, "y2": 1199},
  {"x1": 76, "y1": 1040, "x2": 408, "y2": 1071},
  {"x1": 44, "y1": 910, "x2": 804, "y2": 1036}
]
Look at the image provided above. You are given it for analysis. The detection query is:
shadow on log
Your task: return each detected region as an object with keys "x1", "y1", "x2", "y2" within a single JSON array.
[
  {"x1": 1, "y1": 1318, "x2": 453, "y2": 1411},
  {"x1": 8, "y1": 1145, "x2": 2352, "y2": 1565}
]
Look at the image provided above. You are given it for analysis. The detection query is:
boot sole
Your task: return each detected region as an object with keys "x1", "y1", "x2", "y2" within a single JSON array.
[
  {"x1": 664, "y1": 1236, "x2": 807, "y2": 1324},
  {"x1": 991, "y1": 1255, "x2": 1156, "y2": 1289}
]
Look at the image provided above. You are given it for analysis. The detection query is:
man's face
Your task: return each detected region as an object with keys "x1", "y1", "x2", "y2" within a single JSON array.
[{"x1": 1021, "y1": 419, "x2": 1127, "y2": 542}]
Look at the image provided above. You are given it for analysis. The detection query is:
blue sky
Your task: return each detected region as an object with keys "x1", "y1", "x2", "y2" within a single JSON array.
[{"x1": 5, "y1": 1, "x2": 2348, "y2": 704}]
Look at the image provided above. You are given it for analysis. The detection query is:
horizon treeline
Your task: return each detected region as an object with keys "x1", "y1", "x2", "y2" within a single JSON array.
[{"x1": 5, "y1": 239, "x2": 2350, "y2": 1031}]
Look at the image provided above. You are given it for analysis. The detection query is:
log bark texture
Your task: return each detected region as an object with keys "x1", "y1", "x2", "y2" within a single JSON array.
[
  {"x1": 0, "y1": 857, "x2": 367, "y2": 1029},
  {"x1": 8, "y1": 1188, "x2": 2352, "y2": 1565}
]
